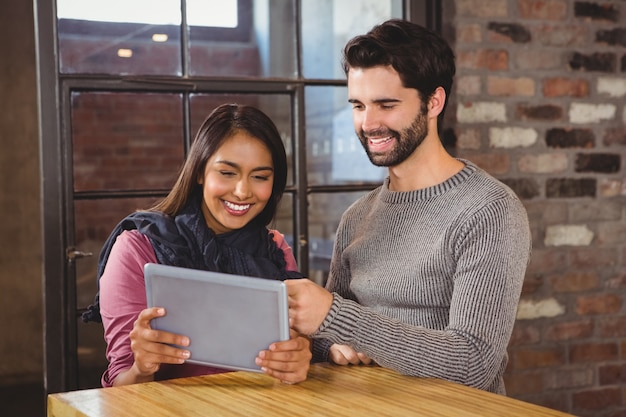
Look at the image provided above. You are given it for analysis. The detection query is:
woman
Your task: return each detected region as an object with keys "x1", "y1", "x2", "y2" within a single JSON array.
[{"x1": 87, "y1": 104, "x2": 311, "y2": 387}]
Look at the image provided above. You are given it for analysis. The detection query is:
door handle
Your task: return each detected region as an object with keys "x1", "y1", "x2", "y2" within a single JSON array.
[{"x1": 66, "y1": 247, "x2": 94, "y2": 264}]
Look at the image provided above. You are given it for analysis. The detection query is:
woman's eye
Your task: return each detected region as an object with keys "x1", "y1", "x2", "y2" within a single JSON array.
[
  {"x1": 253, "y1": 175, "x2": 270, "y2": 181},
  {"x1": 219, "y1": 171, "x2": 235, "y2": 177}
]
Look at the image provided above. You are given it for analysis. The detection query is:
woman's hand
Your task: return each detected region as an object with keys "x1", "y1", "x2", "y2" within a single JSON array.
[
  {"x1": 329, "y1": 344, "x2": 374, "y2": 366},
  {"x1": 255, "y1": 330, "x2": 312, "y2": 384},
  {"x1": 114, "y1": 307, "x2": 190, "y2": 386}
]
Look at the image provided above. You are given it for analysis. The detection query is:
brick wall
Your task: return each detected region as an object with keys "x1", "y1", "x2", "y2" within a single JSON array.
[{"x1": 449, "y1": 0, "x2": 626, "y2": 415}]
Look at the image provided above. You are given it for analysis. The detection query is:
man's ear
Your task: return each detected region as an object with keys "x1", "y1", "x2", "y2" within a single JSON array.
[{"x1": 428, "y1": 86, "x2": 446, "y2": 118}]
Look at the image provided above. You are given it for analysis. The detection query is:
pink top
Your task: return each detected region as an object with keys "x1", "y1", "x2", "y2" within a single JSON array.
[{"x1": 99, "y1": 229, "x2": 298, "y2": 387}]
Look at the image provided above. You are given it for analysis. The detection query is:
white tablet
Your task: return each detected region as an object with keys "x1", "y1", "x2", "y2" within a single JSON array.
[{"x1": 144, "y1": 263, "x2": 290, "y2": 373}]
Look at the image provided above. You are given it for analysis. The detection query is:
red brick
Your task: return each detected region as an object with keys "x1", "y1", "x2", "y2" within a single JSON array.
[
  {"x1": 546, "y1": 320, "x2": 594, "y2": 341},
  {"x1": 543, "y1": 77, "x2": 589, "y2": 97},
  {"x1": 572, "y1": 387, "x2": 621, "y2": 410},
  {"x1": 503, "y1": 371, "x2": 544, "y2": 395},
  {"x1": 521, "y1": 274, "x2": 543, "y2": 295},
  {"x1": 487, "y1": 76, "x2": 535, "y2": 96},
  {"x1": 457, "y1": 0, "x2": 508, "y2": 17},
  {"x1": 526, "y1": 248, "x2": 568, "y2": 274},
  {"x1": 571, "y1": 248, "x2": 618, "y2": 269},
  {"x1": 518, "y1": 0, "x2": 567, "y2": 20},
  {"x1": 457, "y1": 49, "x2": 509, "y2": 71},
  {"x1": 509, "y1": 321, "x2": 541, "y2": 345},
  {"x1": 599, "y1": 364, "x2": 626, "y2": 385},
  {"x1": 545, "y1": 366, "x2": 594, "y2": 389},
  {"x1": 550, "y1": 271, "x2": 599, "y2": 292},
  {"x1": 598, "y1": 316, "x2": 626, "y2": 338},
  {"x1": 606, "y1": 272, "x2": 626, "y2": 289},
  {"x1": 570, "y1": 342, "x2": 619, "y2": 363},
  {"x1": 576, "y1": 294, "x2": 622, "y2": 315},
  {"x1": 466, "y1": 153, "x2": 510, "y2": 175},
  {"x1": 512, "y1": 347, "x2": 565, "y2": 369},
  {"x1": 457, "y1": 23, "x2": 482, "y2": 43}
]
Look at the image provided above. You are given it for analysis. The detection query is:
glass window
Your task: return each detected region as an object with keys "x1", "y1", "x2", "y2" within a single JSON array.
[
  {"x1": 57, "y1": 0, "x2": 183, "y2": 75},
  {"x1": 71, "y1": 92, "x2": 184, "y2": 192},
  {"x1": 307, "y1": 191, "x2": 371, "y2": 285},
  {"x1": 300, "y1": 0, "x2": 403, "y2": 79},
  {"x1": 305, "y1": 86, "x2": 386, "y2": 186},
  {"x1": 188, "y1": 0, "x2": 297, "y2": 78}
]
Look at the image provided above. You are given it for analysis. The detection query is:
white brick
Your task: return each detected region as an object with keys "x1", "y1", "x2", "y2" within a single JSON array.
[
  {"x1": 569, "y1": 103, "x2": 616, "y2": 124},
  {"x1": 518, "y1": 153, "x2": 568, "y2": 173},
  {"x1": 597, "y1": 77, "x2": 626, "y2": 98},
  {"x1": 489, "y1": 127, "x2": 537, "y2": 148},
  {"x1": 457, "y1": 102, "x2": 506, "y2": 123},
  {"x1": 517, "y1": 298, "x2": 565, "y2": 320},
  {"x1": 544, "y1": 224, "x2": 594, "y2": 246},
  {"x1": 457, "y1": 75, "x2": 481, "y2": 96}
]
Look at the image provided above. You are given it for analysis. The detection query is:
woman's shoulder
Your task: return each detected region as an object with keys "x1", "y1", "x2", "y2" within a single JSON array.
[{"x1": 111, "y1": 229, "x2": 157, "y2": 264}]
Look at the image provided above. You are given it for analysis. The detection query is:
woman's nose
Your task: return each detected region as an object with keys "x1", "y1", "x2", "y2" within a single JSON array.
[{"x1": 233, "y1": 180, "x2": 252, "y2": 199}]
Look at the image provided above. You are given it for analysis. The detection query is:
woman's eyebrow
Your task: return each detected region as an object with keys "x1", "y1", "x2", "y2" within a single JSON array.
[{"x1": 215, "y1": 160, "x2": 273, "y2": 172}]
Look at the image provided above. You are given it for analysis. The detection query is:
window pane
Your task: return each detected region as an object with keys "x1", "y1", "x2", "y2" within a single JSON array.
[
  {"x1": 57, "y1": 0, "x2": 182, "y2": 75},
  {"x1": 190, "y1": 93, "x2": 295, "y2": 186},
  {"x1": 305, "y1": 86, "x2": 386, "y2": 186},
  {"x1": 188, "y1": 0, "x2": 297, "y2": 78},
  {"x1": 308, "y1": 191, "x2": 371, "y2": 285},
  {"x1": 71, "y1": 92, "x2": 184, "y2": 192},
  {"x1": 301, "y1": 0, "x2": 403, "y2": 79},
  {"x1": 74, "y1": 196, "x2": 163, "y2": 388}
]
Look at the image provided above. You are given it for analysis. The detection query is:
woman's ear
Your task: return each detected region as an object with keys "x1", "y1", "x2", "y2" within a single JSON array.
[{"x1": 428, "y1": 86, "x2": 446, "y2": 118}]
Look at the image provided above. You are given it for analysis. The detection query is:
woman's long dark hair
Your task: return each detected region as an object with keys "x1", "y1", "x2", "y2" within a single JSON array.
[{"x1": 151, "y1": 103, "x2": 288, "y2": 226}]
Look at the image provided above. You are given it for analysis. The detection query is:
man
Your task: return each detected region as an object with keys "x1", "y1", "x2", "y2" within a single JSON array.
[{"x1": 284, "y1": 19, "x2": 531, "y2": 395}]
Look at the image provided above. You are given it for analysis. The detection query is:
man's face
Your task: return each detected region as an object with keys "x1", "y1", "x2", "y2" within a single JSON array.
[{"x1": 348, "y1": 65, "x2": 428, "y2": 167}]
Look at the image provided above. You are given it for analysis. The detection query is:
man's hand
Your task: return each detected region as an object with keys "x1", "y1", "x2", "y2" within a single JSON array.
[
  {"x1": 329, "y1": 344, "x2": 374, "y2": 366},
  {"x1": 285, "y1": 279, "x2": 334, "y2": 335}
]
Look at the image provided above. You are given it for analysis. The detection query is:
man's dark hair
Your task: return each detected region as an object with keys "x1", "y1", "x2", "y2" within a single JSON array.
[{"x1": 342, "y1": 19, "x2": 456, "y2": 122}]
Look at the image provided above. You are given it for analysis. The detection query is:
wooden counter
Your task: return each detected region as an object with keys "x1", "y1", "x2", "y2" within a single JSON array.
[{"x1": 48, "y1": 364, "x2": 574, "y2": 416}]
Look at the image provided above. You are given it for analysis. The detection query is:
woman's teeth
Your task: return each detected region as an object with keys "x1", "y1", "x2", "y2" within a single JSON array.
[{"x1": 224, "y1": 201, "x2": 250, "y2": 211}]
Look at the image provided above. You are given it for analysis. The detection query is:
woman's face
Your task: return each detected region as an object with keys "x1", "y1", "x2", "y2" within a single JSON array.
[{"x1": 198, "y1": 132, "x2": 274, "y2": 234}]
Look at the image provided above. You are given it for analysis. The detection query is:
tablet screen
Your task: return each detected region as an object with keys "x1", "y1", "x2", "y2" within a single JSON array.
[{"x1": 144, "y1": 263, "x2": 290, "y2": 372}]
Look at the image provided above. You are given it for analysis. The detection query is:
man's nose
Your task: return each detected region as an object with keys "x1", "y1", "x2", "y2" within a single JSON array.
[{"x1": 360, "y1": 108, "x2": 381, "y2": 132}]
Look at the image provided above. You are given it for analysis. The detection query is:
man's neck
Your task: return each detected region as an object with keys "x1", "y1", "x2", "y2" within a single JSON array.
[{"x1": 387, "y1": 135, "x2": 464, "y2": 192}]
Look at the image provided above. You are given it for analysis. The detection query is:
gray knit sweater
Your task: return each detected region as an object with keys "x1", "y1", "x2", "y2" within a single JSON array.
[{"x1": 311, "y1": 161, "x2": 531, "y2": 394}]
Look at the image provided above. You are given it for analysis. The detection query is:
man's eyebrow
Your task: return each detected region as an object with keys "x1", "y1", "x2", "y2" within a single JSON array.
[{"x1": 348, "y1": 98, "x2": 402, "y2": 104}]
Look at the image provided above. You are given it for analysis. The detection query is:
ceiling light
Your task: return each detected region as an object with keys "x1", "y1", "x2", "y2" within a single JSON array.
[
  {"x1": 117, "y1": 48, "x2": 133, "y2": 58},
  {"x1": 152, "y1": 33, "x2": 168, "y2": 42}
]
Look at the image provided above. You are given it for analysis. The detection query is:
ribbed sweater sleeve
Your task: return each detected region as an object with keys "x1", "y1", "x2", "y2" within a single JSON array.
[{"x1": 311, "y1": 161, "x2": 531, "y2": 394}]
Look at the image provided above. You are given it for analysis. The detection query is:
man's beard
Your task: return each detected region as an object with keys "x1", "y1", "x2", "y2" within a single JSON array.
[{"x1": 357, "y1": 110, "x2": 428, "y2": 167}]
